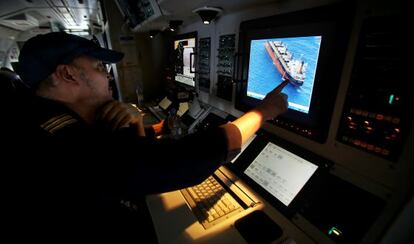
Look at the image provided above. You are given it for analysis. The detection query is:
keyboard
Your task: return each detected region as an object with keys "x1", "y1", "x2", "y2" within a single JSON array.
[{"x1": 181, "y1": 176, "x2": 244, "y2": 229}]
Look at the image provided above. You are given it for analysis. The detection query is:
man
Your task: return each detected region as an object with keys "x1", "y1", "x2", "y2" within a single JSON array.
[{"x1": 8, "y1": 32, "x2": 288, "y2": 240}]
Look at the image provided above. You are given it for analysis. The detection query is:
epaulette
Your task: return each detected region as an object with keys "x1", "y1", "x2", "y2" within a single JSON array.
[{"x1": 40, "y1": 113, "x2": 78, "y2": 134}]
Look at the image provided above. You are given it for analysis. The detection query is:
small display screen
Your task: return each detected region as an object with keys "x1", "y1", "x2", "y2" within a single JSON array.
[
  {"x1": 174, "y1": 38, "x2": 196, "y2": 87},
  {"x1": 244, "y1": 141, "x2": 318, "y2": 206},
  {"x1": 247, "y1": 36, "x2": 322, "y2": 114}
]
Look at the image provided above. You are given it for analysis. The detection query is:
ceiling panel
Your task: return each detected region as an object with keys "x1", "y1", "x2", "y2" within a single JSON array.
[{"x1": 0, "y1": 0, "x2": 99, "y2": 33}]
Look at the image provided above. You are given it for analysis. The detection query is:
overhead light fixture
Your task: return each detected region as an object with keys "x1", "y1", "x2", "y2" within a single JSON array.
[
  {"x1": 149, "y1": 30, "x2": 159, "y2": 38},
  {"x1": 169, "y1": 20, "x2": 183, "y2": 31},
  {"x1": 193, "y1": 6, "x2": 222, "y2": 25}
]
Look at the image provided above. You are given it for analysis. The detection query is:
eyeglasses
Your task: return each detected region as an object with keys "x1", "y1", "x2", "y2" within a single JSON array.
[{"x1": 97, "y1": 62, "x2": 112, "y2": 73}]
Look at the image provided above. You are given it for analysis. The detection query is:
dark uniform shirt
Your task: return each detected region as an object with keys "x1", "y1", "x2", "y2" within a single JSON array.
[{"x1": 3, "y1": 95, "x2": 241, "y2": 241}]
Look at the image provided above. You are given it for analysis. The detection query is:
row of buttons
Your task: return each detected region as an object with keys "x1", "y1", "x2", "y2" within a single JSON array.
[
  {"x1": 350, "y1": 108, "x2": 400, "y2": 124},
  {"x1": 274, "y1": 119, "x2": 314, "y2": 137},
  {"x1": 341, "y1": 136, "x2": 390, "y2": 156}
]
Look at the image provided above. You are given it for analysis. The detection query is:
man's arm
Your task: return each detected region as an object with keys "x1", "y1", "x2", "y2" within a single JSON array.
[
  {"x1": 97, "y1": 78, "x2": 288, "y2": 144},
  {"x1": 231, "y1": 80, "x2": 289, "y2": 145},
  {"x1": 95, "y1": 81, "x2": 289, "y2": 195}
]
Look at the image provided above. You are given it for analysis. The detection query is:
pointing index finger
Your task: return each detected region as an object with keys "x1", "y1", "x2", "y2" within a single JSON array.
[{"x1": 274, "y1": 79, "x2": 289, "y2": 93}]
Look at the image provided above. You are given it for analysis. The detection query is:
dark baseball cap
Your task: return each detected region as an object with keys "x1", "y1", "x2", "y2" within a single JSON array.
[{"x1": 17, "y1": 31, "x2": 124, "y2": 89}]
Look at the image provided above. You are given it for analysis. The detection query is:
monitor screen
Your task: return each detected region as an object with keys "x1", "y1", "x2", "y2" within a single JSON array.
[
  {"x1": 244, "y1": 141, "x2": 318, "y2": 206},
  {"x1": 247, "y1": 36, "x2": 322, "y2": 114},
  {"x1": 173, "y1": 33, "x2": 197, "y2": 88}
]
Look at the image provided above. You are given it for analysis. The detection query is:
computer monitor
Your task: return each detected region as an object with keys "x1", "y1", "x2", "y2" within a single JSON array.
[
  {"x1": 173, "y1": 32, "x2": 197, "y2": 88},
  {"x1": 115, "y1": 0, "x2": 161, "y2": 29},
  {"x1": 228, "y1": 132, "x2": 332, "y2": 217},
  {"x1": 235, "y1": 3, "x2": 353, "y2": 142}
]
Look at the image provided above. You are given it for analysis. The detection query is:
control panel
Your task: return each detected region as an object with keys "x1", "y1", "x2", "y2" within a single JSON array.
[
  {"x1": 198, "y1": 37, "x2": 211, "y2": 91},
  {"x1": 337, "y1": 15, "x2": 407, "y2": 161},
  {"x1": 216, "y1": 34, "x2": 236, "y2": 101}
]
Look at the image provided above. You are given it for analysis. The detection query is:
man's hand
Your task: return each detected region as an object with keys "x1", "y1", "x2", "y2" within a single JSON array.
[
  {"x1": 255, "y1": 80, "x2": 289, "y2": 120},
  {"x1": 96, "y1": 100, "x2": 145, "y2": 136},
  {"x1": 231, "y1": 80, "x2": 289, "y2": 145}
]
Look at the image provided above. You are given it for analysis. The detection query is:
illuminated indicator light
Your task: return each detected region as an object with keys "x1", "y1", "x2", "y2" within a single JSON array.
[
  {"x1": 395, "y1": 128, "x2": 400, "y2": 133},
  {"x1": 328, "y1": 227, "x2": 343, "y2": 236},
  {"x1": 376, "y1": 114, "x2": 384, "y2": 120},
  {"x1": 388, "y1": 94, "x2": 394, "y2": 104},
  {"x1": 392, "y1": 117, "x2": 400, "y2": 124}
]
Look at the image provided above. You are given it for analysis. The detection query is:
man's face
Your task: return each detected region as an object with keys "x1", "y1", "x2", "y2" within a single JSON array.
[{"x1": 70, "y1": 55, "x2": 114, "y2": 107}]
